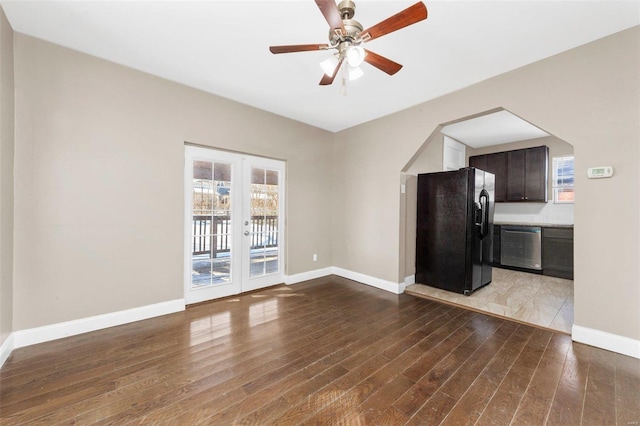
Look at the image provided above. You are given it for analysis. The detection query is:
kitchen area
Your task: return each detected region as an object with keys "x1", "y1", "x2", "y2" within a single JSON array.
[{"x1": 404, "y1": 110, "x2": 575, "y2": 334}]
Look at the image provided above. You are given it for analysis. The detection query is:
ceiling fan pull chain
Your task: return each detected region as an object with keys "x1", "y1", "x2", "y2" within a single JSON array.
[{"x1": 341, "y1": 61, "x2": 348, "y2": 96}]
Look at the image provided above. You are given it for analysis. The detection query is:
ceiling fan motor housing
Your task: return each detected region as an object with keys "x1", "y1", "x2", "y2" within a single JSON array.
[
  {"x1": 330, "y1": 0, "x2": 363, "y2": 46},
  {"x1": 338, "y1": 0, "x2": 356, "y2": 19},
  {"x1": 329, "y1": 19, "x2": 363, "y2": 45}
]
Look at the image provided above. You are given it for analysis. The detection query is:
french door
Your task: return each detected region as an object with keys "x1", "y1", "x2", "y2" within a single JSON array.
[{"x1": 184, "y1": 145, "x2": 285, "y2": 304}]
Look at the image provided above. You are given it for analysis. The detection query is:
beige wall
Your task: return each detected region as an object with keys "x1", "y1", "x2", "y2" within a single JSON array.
[
  {"x1": 12, "y1": 34, "x2": 334, "y2": 330},
  {"x1": 6, "y1": 21, "x2": 640, "y2": 349},
  {"x1": 0, "y1": 8, "x2": 14, "y2": 349},
  {"x1": 334, "y1": 27, "x2": 640, "y2": 341},
  {"x1": 405, "y1": 133, "x2": 445, "y2": 176}
]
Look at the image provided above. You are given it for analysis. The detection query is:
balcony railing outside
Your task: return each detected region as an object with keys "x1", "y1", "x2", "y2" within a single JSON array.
[{"x1": 192, "y1": 215, "x2": 278, "y2": 258}]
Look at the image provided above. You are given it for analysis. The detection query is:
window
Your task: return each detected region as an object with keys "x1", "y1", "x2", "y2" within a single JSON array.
[{"x1": 553, "y1": 156, "x2": 574, "y2": 203}]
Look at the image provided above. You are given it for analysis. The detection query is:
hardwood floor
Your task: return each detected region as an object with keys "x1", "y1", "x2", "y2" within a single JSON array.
[{"x1": 1, "y1": 276, "x2": 638, "y2": 425}]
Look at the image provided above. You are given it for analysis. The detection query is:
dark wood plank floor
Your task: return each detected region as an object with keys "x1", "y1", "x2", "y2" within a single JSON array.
[{"x1": 1, "y1": 276, "x2": 638, "y2": 425}]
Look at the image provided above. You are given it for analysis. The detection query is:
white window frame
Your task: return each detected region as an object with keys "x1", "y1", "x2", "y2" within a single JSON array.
[{"x1": 552, "y1": 155, "x2": 574, "y2": 204}]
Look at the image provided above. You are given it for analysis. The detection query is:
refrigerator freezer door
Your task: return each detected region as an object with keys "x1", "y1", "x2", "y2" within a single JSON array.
[
  {"x1": 416, "y1": 169, "x2": 474, "y2": 294},
  {"x1": 415, "y1": 168, "x2": 495, "y2": 295}
]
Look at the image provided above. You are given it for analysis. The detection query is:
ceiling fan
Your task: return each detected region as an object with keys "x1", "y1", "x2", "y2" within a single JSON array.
[{"x1": 269, "y1": 0, "x2": 428, "y2": 86}]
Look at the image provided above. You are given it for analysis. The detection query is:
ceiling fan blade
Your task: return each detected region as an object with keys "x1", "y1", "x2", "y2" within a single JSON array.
[
  {"x1": 319, "y1": 57, "x2": 344, "y2": 86},
  {"x1": 359, "y1": 2, "x2": 427, "y2": 42},
  {"x1": 269, "y1": 44, "x2": 329, "y2": 54},
  {"x1": 363, "y1": 50, "x2": 403, "y2": 75},
  {"x1": 315, "y1": 0, "x2": 346, "y2": 33}
]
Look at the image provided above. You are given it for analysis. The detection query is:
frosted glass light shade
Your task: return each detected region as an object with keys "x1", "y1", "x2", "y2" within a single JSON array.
[
  {"x1": 348, "y1": 66, "x2": 363, "y2": 81},
  {"x1": 320, "y1": 56, "x2": 339, "y2": 76},
  {"x1": 346, "y1": 45, "x2": 365, "y2": 67}
]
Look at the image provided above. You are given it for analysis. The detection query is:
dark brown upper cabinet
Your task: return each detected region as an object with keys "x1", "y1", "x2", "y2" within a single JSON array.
[
  {"x1": 468, "y1": 154, "x2": 486, "y2": 171},
  {"x1": 487, "y1": 152, "x2": 508, "y2": 202},
  {"x1": 470, "y1": 145, "x2": 548, "y2": 203},
  {"x1": 507, "y1": 146, "x2": 548, "y2": 202},
  {"x1": 469, "y1": 152, "x2": 508, "y2": 202}
]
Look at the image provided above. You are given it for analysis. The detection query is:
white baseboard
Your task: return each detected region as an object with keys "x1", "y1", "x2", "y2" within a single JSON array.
[
  {"x1": 285, "y1": 266, "x2": 405, "y2": 295},
  {"x1": 572, "y1": 324, "x2": 640, "y2": 359},
  {"x1": 13, "y1": 299, "x2": 185, "y2": 350},
  {"x1": 5, "y1": 280, "x2": 638, "y2": 363},
  {"x1": 332, "y1": 267, "x2": 405, "y2": 294},
  {"x1": 0, "y1": 333, "x2": 15, "y2": 368},
  {"x1": 284, "y1": 267, "x2": 334, "y2": 285},
  {"x1": 4, "y1": 265, "x2": 401, "y2": 357},
  {"x1": 404, "y1": 275, "x2": 416, "y2": 286}
]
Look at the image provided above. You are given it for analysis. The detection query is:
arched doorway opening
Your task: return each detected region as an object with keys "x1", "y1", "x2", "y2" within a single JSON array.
[{"x1": 400, "y1": 108, "x2": 574, "y2": 333}]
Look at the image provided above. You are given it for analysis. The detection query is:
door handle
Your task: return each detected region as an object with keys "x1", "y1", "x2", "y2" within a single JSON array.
[{"x1": 244, "y1": 231, "x2": 250, "y2": 236}]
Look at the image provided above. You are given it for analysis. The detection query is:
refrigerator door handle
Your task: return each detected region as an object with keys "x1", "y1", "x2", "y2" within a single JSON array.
[{"x1": 479, "y1": 189, "x2": 490, "y2": 239}]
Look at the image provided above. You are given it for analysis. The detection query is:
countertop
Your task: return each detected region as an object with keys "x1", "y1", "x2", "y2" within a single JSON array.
[{"x1": 495, "y1": 222, "x2": 573, "y2": 228}]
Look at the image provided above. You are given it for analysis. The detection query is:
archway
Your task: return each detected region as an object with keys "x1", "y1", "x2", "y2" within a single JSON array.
[{"x1": 399, "y1": 108, "x2": 575, "y2": 333}]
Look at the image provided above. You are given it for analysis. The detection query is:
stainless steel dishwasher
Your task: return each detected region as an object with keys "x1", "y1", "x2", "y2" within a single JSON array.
[{"x1": 500, "y1": 226, "x2": 542, "y2": 270}]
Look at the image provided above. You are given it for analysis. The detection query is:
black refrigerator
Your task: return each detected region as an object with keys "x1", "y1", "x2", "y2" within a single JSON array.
[{"x1": 416, "y1": 167, "x2": 495, "y2": 295}]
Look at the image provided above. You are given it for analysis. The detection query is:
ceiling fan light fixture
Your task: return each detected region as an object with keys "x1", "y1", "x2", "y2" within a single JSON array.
[
  {"x1": 269, "y1": 1, "x2": 428, "y2": 86},
  {"x1": 320, "y1": 55, "x2": 339, "y2": 76},
  {"x1": 346, "y1": 45, "x2": 365, "y2": 67},
  {"x1": 348, "y1": 65, "x2": 363, "y2": 81}
]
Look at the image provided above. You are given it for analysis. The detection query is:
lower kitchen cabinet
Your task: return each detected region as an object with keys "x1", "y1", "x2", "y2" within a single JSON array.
[{"x1": 542, "y1": 227, "x2": 573, "y2": 279}]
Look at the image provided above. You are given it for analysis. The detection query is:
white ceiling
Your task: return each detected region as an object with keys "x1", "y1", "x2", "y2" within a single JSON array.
[
  {"x1": 2, "y1": 1, "x2": 639, "y2": 133},
  {"x1": 441, "y1": 110, "x2": 549, "y2": 148}
]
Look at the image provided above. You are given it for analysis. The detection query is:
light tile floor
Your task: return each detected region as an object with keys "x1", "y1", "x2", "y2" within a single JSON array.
[{"x1": 406, "y1": 267, "x2": 573, "y2": 334}]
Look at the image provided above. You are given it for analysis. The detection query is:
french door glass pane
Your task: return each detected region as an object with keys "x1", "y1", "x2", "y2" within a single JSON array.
[
  {"x1": 192, "y1": 161, "x2": 232, "y2": 288},
  {"x1": 249, "y1": 167, "x2": 279, "y2": 278}
]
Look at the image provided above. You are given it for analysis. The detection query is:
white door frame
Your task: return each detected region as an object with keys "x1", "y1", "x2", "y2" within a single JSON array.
[{"x1": 184, "y1": 145, "x2": 286, "y2": 304}]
